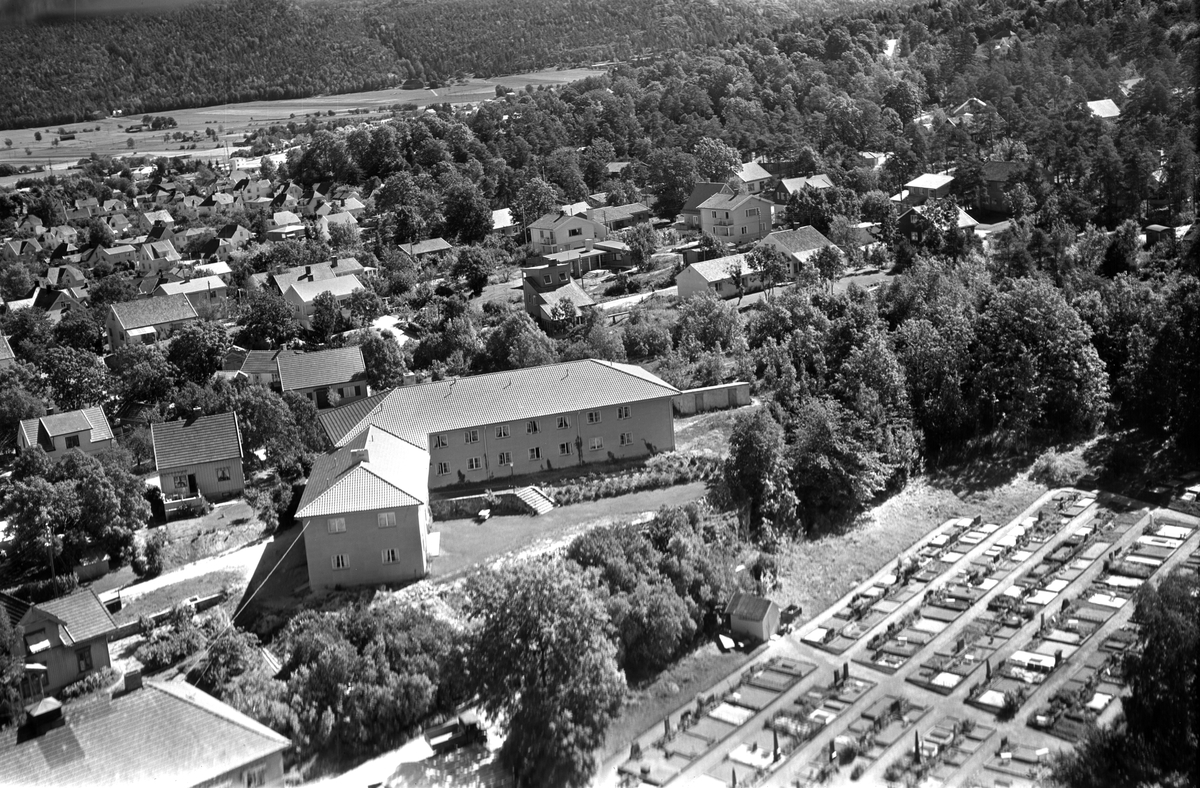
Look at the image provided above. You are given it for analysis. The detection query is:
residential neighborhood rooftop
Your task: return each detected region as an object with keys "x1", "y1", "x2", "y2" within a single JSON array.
[
  {"x1": 109, "y1": 294, "x2": 198, "y2": 329},
  {"x1": 277, "y1": 346, "x2": 367, "y2": 391},
  {"x1": 0, "y1": 680, "x2": 289, "y2": 788},
  {"x1": 295, "y1": 426, "x2": 429, "y2": 518},
  {"x1": 151, "y1": 412, "x2": 243, "y2": 470},
  {"x1": 18, "y1": 407, "x2": 113, "y2": 448}
]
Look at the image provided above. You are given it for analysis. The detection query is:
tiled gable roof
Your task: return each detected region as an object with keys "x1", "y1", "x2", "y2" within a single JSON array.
[
  {"x1": 154, "y1": 276, "x2": 226, "y2": 296},
  {"x1": 0, "y1": 333, "x2": 14, "y2": 363},
  {"x1": 399, "y1": 237, "x2": 453, "y2": 256},
  {"x1": 761, "y1": 226, "x2": 835, "y2": 256},
  {"x1": 725, "y1": 591, "x2": 775, "y2": 622},
  {"x1": 277, "y1": 346, "x2": 366, "y2": 391},
  {"x1": 0, "y1": 680, "x2": 289, "y2": 788},
  {"x1": 697, "y1": 191, "x2": 768, "y2": 211},
  {"x1": 0, "y1": 591, "x2": 32, "y2": 628},
  {"x1": 982, "y1": 160, "x2": 1022, "y2": 183},
  {"x1": 295, "y1": 427, "x2": 428, "y2": 518},
  {"x1": 151, "y1": 412, "x2": 242, "y2": 470},
  {"x1": 682, "y1": 183, "x2": 731, "y2": 213},
  {"x1": 110, "y1": 294, "x2": 198, "y2": 330},
  {"x1": 905, "y1": 173, "x2": 954, "y2": 190},
  {"x1": 588, "y1": 202, "x2": 650, "y2": 225},
  {"x1": 320, "y1": 359, "x2": 679, "y2": 447},
  {"x1": 284, "y1": 274, "x2": 363, "y2": 302},
  {"x1": 18, "y1": 407, "x2": 113, "y2": 449},
  {"x1": 735, "y1": 161, "x2": 772, "y2": 182},
  {"x1": 684, "y1": 253, "x2": 751, "y2": 283},
  {"x1": 778, "y1": 174, "x2": 833, "y2": 193},
  {"x1": 36, "y1": 588, "x2": 117, "y2": 643}
]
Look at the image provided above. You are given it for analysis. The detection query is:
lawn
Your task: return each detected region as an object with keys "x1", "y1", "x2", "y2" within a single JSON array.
[
  {"x1": 431, "y1": 481, "x2": 709, "y2": 580},
  {"x1": 88, "y1": 500, "x2": 265, "y2": 596},
  {"x1": 674, "y1": 404, "x2": 756, "y2": 456},
  {"x1": 112, "y1": 567, "x2": 245, "y2": 624}
]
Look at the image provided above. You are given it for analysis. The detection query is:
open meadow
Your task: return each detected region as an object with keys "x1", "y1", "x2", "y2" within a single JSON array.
[{"x1": 0, "y1": 66, "x2": 605, "y2": 169}]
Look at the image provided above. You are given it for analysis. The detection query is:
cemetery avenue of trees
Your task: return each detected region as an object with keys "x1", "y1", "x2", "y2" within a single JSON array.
[{"x1": 0, "y1": 0, "x2": 1197, "y2": 785}]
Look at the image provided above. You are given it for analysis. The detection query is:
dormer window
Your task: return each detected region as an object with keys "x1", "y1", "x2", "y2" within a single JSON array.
[
  {"x1": 543, "y1": 275, "x2": 552, "y2": 284},
  {"x1": 559, "y1": 272, "x2": 568, "y2": 281}
]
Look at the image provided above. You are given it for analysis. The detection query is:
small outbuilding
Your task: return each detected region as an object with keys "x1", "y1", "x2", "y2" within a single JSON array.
[{"x1": 725, "y1": 591, "x2": 781, "y2": 642}]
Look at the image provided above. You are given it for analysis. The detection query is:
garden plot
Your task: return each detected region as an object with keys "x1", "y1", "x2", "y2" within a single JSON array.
[
  {"x1": 984, "y1": 739, "x2": 1054, "y2": 783},
  {"x1": 841, "y1": 695, "x2": 929, "y2": 762}
]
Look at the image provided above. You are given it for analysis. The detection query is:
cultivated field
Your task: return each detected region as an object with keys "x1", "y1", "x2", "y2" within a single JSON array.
[{"x1": 0, "y1": 67, "x2": 606, "y2": 169}]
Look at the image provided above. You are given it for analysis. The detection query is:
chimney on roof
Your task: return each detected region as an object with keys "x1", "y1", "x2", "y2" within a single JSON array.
[
  {"x1": 585, "y1": 238, "x2": 594, "y2": 252},
  {"x1": 304, "y1": 265, "x2": 312, "y2": 278},
  {"x1": 123, "y1": 668, "x2": 143, "y2": 693},
  {"x1": 350, "y1": 448, "x2": 370, "y2": 464},
  {"x1": 20, "y1": 696, "x2": 64, "y2": 740}
]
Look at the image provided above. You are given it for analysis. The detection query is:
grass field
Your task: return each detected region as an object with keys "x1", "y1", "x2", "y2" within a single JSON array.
[{"x1": 0, "y1": 67, "x2": 605, "y2": 169}]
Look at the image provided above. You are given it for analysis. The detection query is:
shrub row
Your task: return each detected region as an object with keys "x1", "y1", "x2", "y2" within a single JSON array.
[
  {"x1": 59, "y1": 666, "x2": 122, "y2": 701},
  {"x1": 544, "y1": 452, "x2": 720, "y2": 506},
  {"x1": 10, "y1": 573, "x2": 80, "y2": 604}
]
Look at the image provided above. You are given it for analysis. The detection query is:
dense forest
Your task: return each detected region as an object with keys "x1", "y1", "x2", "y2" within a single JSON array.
[{"x1": 0, "y1": 0, "x2": 797, "y2": 129}]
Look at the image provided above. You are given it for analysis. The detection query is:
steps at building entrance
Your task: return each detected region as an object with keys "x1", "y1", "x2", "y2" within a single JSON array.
[{"x1": 514, "y1": 486, "x2": 555, "y2": 516}]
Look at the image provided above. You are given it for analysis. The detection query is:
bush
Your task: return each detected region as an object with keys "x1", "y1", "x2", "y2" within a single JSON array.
[
  {"x1": 544, "y1": 452, "x2": 721, "y2": 505},
  {"x1": 1031, "y1": 450, "x2": 1089, "y2": 487},
  {"x1": 135, "y1": 603, "x2": 206, "y2": 672},
  {"x1": 850, "y1": 764, "x2": 865, "y2": 781},
  {"x1": 12, "y1": 573, "x2": 79, "y2": 604},
  {"x1": 59, "y1": 667, "x2": 121, "y2": 701}
]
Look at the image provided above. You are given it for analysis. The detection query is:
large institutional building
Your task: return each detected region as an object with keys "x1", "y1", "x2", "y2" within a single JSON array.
[{"x1": 298, "y1": 359, "x2": 680, "y2": 591}]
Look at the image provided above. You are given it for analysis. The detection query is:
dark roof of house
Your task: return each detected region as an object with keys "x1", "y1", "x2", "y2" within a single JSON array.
[
  {"x1": 216, "y1": 224, "x2": 249, "y2": 240},
  {"x1": 399, "y1": 238, "x2": 453, "y2": 256},
  {"x1": 18, "y1": 407, "x2": 114, "y2": 450},
  {"x1": 682, "y1": 183, "x2": 731, "y2": 213},
  {"x1": 697, "y1": 191, "x2": 769, "y2": 211},
  {"x1": 277, "y1": 346, "x2": 366, "y2": 392},
  {"x1": 762, "y1": 226, "x2": 835, "y2": 256},
  {"x1": 31, "y1": 288, "x2": 81, "y2": 313},
  {"x1": 151, "y1": 412, "x2": 242, "y2": 471},
  {"x1": 318, "y1": 359, "x2": 679, "y2": 447},
  {"x1": 588, "y1": 202, "x2": 650, "y2": 225},
  {"x1": 0, "y1": 592, "x2": 31, "y2": 629},
  {"x1": 0, "y1": 680, "x2": 289, "y2": 788},
  {"x1": 109, "y1": 294, "x2": 198, "y2": 330},
  {"x1": 725, "y1": 591, "x2": 776, "y2": 622},
  {"x1": 240, "y1": 348, "x2": 296, "y2": 376},
  {"x1": 981, "y1": 160, "x2": 1022, "y2": 183},
  {"x1": 36, "y1": 588, "x2": 117, "y2": 644},
  {"x1": 528, "y1": 211, "x2": 597, "y2": 232}
]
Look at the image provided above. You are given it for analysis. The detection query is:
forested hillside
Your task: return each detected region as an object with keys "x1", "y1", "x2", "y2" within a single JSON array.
[{"x1": 0, "y1": 0, "x2": 800, "y2": 129}]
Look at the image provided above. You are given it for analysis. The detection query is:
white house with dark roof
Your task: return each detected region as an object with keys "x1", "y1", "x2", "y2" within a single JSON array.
[
  {"x1": 0, "y1": 675, "x2": 290, "y2": 788},
  {"x1": 106, "y1": 293, "x2": 199, "y2": 350},
  {"x1": 277, "y1": 346, "x2": 370, "y2": 409},
  {"x1": 17, "y1": 407, "x2": 114, "y2": 458},
  {"x1": 282, "y1": 274, "x2": 364, "y2": 330},
  {"x1": 151, "y1": 411, "x2": 244, "y2": 501},
  {"x1": 296, "y1": 426, "x2": 431, "y2": 591},
  {"x1": 1, "y1": 587, "x2": 117, "y2": 697}
]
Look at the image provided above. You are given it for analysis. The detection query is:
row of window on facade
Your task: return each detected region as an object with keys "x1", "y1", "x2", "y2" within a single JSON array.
[
  {"x1": 709, "y1": 208, "x2": 761, "y2": 217},
  {"x1": 436, "y1": 433, "x2": 634, "y2": 475},
  {"x1": 432, "y1": 408, "x2": 632, "y2": 448},
  {"x1": 326, "y1": 511, "x2": 396, "y2": 533},
  {"x1": 331, "y1": 548, "x2": 399, "y2": 569},
  {"x1": 172, "y1": 467, "x2": 232, "y2": 487}
]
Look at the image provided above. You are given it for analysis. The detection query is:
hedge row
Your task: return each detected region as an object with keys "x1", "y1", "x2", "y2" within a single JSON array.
[{"x1": 544, "y1": 452, "x2": 720, "y2": 507}]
